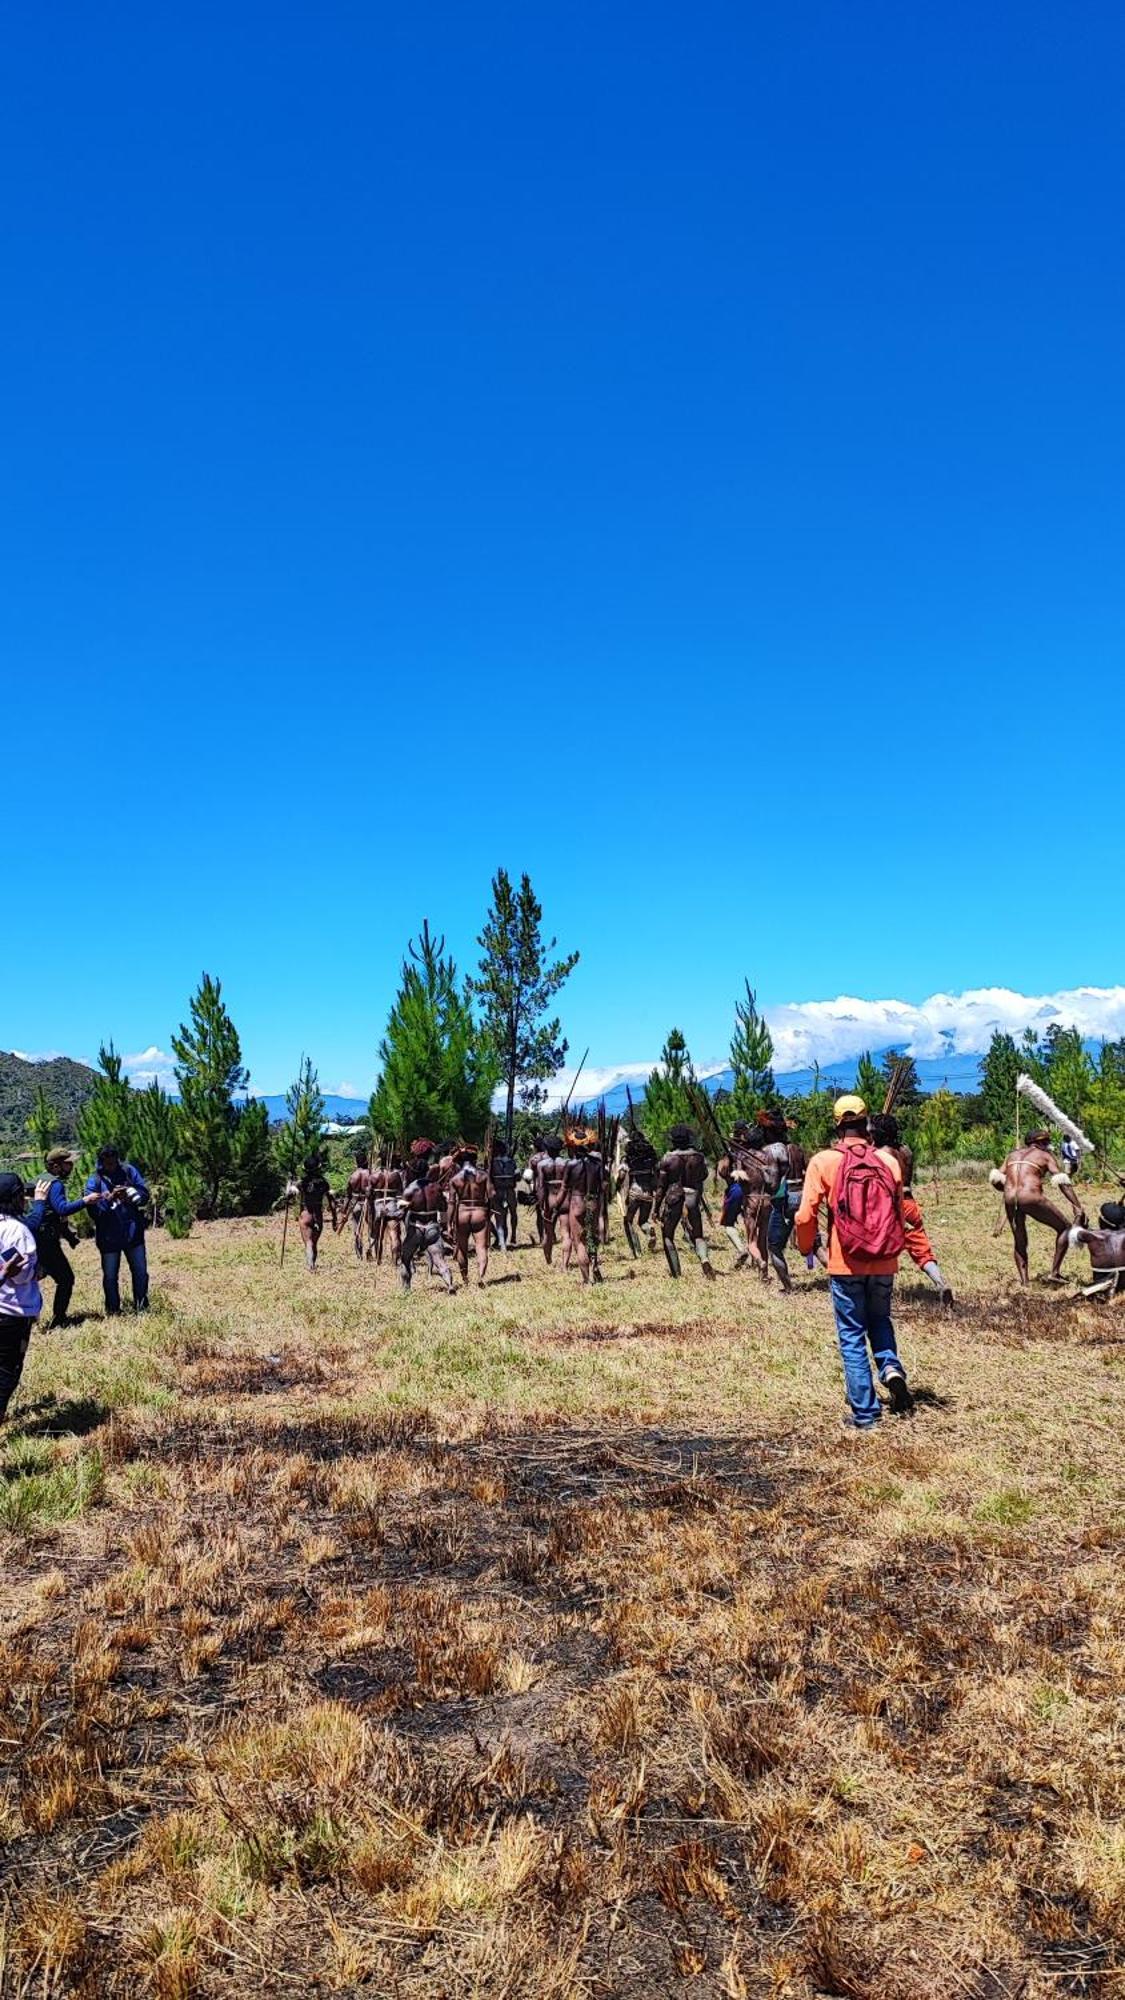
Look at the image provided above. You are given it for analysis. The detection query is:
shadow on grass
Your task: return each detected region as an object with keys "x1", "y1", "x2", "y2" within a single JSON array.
[
  {"x1": 910, "y1": 1384, "x2": 952, "y2": 1410},
  {"x1": 8, "y1": 1394, "x2": 111, "y2": 1441}
]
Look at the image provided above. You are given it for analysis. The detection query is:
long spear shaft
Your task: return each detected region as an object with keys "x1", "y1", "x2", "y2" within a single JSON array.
[
  {"x1": 279, "y1": 1053, "x2": 306, "y2": 1268},
  {"x1": 558, "y1": 1046, "x2": 589, "y2": 1129}
]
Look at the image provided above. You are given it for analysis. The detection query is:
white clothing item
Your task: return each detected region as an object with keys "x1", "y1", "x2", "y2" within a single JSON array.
[{"x1": 0, "y1": 1217, "x2": 42, "y2": 1319}]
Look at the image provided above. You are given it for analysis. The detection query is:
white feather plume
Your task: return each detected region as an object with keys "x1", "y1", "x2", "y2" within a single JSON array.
[{"x1": 1015, "y1": 1074, "x2": 1095, "y2": 1153}]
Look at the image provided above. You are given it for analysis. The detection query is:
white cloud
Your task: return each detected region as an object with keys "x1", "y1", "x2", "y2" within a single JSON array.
[
  {"x1": 10, "y1": 1049, "x2": 64, "y2": 1063},
  {"x1": 326, "y1": 1079, "x2": 365, "y2": 1100},
  {"x1": 122, "y1": 1045, "x2": 177, "y2": 1091},
  {"x1": 761, "y1": 984, "x2": 1125, "y2": 1072},
  {"x1": 533, "y1": 984, "x2": 1125, "y2": 1100},
  {"x1": 532, "y1": 1058, "x2": 729, "y2": 1111}
]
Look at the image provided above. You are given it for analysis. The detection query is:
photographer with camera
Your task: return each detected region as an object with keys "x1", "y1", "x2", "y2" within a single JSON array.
[
  {"x1": 84, "y1": 1143, "x2": 150, "y2": 1316},
  {"x1": 26, "y1": 1147, "x2": 102, "y2": 1327}
]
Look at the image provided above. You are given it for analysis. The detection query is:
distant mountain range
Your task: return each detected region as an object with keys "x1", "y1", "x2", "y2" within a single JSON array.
[
  {"x1": 0, "y1": 1051, "x2": 99, "y2": 1145},
  {"x1": 580, "y1": 1047, "x2": 991, "y2": 1118},
  {"x1": 256, "y1": 1093, "x2": 369, "y2": 1126}
]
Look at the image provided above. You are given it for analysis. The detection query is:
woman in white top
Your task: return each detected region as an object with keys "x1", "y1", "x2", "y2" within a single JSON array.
[{"x1": 0, "y1": 1171, "x2": 42, "y2": 1423}]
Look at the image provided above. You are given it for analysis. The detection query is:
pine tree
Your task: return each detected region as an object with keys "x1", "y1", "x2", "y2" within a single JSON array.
[
  {"x1": 76, "y1": 1044, "x2": 135, "y2": 1179},
  {"x1": 130, "y1": 1081, "x2": 182, "y2": 1226},
  {"x1": 277, "y1": 1058, "x2": 326, "y2": 1174},
  {"x1": 855, "y1": 1051, "x2": 884, "y2": 1114},
  {"x1": 917, "y1": 1088, "x2": 960, "y2": 1190},
  {"x1": 728, "y1": 982, "x2": 775, "y2": 1124},
  {"x1": 171, "y1": 973, "x2": 249, "y2": 1217},
  {"x1": 370, "y1": 921, "x2": 498, "y2": 1145},
  {"x1": 1086, "y1": 1043, "x2": 1125, "y2": 1174},
  {"x1": 786, "y1": 1064, "x2": 835, "y2": 1155},
  {"x1": 26, "y1": 1083, "x2": 58, "y2": 1160},
  {"x1": 1043, "y1": 1026, "x2": 1093, "y2": 1126},
  {"x1": 469, "y1": 870, "x2": 579, "y2": 1142},
  {"x1": 641, "y1": 1028, "x2": 700, "y2": 1154},
  {"x1": 881, "y1": 1049, "x2": 922, "y2": 1106},
  {"x1": 231, "y1": 1098, "x2": 279, "y2": 1213},
  {"x1": 979, "y1": 1031, "x2": 1022, "y2": 1143}
]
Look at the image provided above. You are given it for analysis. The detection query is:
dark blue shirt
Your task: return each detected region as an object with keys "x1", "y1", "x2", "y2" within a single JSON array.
[
  {"x1": 26, "y1": 1175, "x2": 87, "y2": 1244},
  {"x1": 85, "y1": 1163, "x2": 150, "y2": 1249}
]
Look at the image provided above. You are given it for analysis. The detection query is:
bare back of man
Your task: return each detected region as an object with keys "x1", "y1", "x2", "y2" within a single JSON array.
[
  {"x1": 489, "y1": 1148, "x2": 519, "y2": 1250},
  {"x1": 552, "y1": 1144, "x2": 604, "y2": 1284},
  {"x1": 369, "y1": 1163, "x2": 405, "y2": 1265},
  {"x1": 654, "y1": 1133, "x2": 715, "y2": 1281},
  {"x1": 996, "y1": 1137, "x2": 1085, "y2": 1283},
  {"x1": 618, "y1": 1133, "x2": 658, "y2": 1257},
  {"x1": 718, "y1": 1130, "x2": 770, "y2": 1277},
  {"x1": 399, "y1": 1171, "x2": 455, "y2": 1293},
  {"x1": 341, "y1": 1162, "x2": 372, "y2": 1260},
  {"x1": 450, "y1": 1154, "x2": 493, "y2": 1285},
  {"x1": 534, "y1": 1145, "x2": 566, "y2": 1265}
]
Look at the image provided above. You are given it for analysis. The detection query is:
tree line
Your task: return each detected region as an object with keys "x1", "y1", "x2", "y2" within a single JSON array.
[{"x1": 16, "y1": 869, "x2": 1125, "y2": 1228}]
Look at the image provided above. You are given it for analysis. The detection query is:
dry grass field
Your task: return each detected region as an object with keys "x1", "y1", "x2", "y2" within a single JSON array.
[{"x1": 3, "y1": 1182, "x2": 1125, "y2": 1998}]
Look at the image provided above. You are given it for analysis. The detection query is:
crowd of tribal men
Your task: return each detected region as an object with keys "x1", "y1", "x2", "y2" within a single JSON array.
[{"x1": 2, "y1": 1105, "x2": 1122, "y2": 1433}]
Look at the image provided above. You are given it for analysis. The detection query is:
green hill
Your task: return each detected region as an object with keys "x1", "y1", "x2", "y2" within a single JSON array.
[{"x1": 0, "y1": 1050, "x2": 99, "y2": 1147}]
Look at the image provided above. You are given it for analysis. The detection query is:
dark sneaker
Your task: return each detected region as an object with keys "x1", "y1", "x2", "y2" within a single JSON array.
[{"x1": 883, "y1": 1370, "x2": 914, "y2": 1417}]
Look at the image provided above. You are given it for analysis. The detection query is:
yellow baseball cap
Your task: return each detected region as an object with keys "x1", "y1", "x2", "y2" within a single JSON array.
[{"x1": 833, "y1": 1094, "x2": 867, "y2": 1121}]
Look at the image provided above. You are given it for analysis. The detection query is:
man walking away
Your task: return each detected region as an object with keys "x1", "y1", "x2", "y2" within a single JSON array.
[
  {"x1": 795, "y1": 1095, "x2": 912, "y2": 1429},
  {"x1": 0, "y1": 1172, "x2": 42, "y2": 1423},
  {"x1": 85, "y1": 1144, "x2": 151, "y2": 1315},
  {"x1": 27, "y1": 1147, "x2": 100, "y2": 1327},
  {"x1": 870, "y1": 1113, "x2": 953, "y2": 1304}
]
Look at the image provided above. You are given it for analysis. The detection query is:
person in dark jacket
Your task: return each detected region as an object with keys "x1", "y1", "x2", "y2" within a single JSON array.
[
  {"x1": 26, "y1": 1147, "x2": 100, "y2": 1327},
  {"x1": 84, "y1": 1144, "x2": 150, "y2": 1315}
]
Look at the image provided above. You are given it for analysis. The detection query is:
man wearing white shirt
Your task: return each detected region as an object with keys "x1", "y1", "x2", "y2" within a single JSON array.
[{"x1": 0, "y1": 1172, "x2": 42, "y2": 1424}]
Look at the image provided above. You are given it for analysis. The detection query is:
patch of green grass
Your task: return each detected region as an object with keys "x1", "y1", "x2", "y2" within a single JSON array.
[
  {"x1": 974, "y1": 1486, "x2": 1037, "y2": 1528},
  {"x1": 0, "y1": 1445, "x2": 105, "y2": 1531}
]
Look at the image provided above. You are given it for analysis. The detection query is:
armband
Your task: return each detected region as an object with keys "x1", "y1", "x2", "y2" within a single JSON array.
[
  {"x1": 988, "y1": 1169, "x2": 1005, "y2": 1191},
  {"x1": 1051, "y1": 1172, "x2": 1071, "y2": 1189}
]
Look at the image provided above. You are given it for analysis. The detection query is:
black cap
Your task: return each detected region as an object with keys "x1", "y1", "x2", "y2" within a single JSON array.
[{"x1": 0, "y1": 1171, "x2": 25, "y2": 1206}]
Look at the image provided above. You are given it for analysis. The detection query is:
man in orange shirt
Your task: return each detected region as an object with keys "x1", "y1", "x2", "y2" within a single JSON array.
[
  {"x1": 870, "y1": 1111, "x2": 953, "y2": 1305},
  {"x1": 795, "y1": 1094, "x2": 913, "y2": 1429}
]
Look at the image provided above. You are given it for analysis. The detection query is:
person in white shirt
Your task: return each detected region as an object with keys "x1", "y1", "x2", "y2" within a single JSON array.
[{"x1": 0, "y1": 1171, "x2": 42, "y2": 1424}]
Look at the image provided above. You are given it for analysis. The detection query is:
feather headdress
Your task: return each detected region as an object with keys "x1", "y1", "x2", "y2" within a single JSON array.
[{"x1": 1016, "y1": 1073, "x2": 1095, "y2": 1154}]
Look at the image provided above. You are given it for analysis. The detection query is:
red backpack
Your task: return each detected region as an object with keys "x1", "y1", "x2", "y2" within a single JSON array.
[{"x1": 832, "y1": 1143, "x2": 905, "y2": 1261}]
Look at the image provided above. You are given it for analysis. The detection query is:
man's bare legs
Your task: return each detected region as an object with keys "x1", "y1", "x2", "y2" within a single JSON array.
[
  {"x1": 1006, "y1": 1198, "x2": 1070, "y2": 1284},
  {"x1": 455, "y1": 1206, "x2": 490, "y2": 1285},
  {"x1": 564, "y1": 1195, "x2": 593, "y2": 1283},
  {"x1": 299, "y1": 1214, "x2": 321, "y2": 1271}
]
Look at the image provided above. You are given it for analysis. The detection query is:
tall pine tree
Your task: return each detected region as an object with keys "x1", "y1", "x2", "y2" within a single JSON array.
[
  {"x1": 979, "y1": 1031, "x2": 1022, "y2": 1142},
  {"x1": 172, "y1": 973, "x2": 248, "y2": 1217},
  {"x1": 468, "y1": 870, "x2": 578, "y2": 1142},
  {"x1": 728, "y1": 982, "x2": 776, "y2": 1124},
  {"x1": 231, "y1": 1098, "x2": 279, "y2": 1214},
  {"x1": 641, "y1": 1029, "x2": 701, "y2": 1153},
  {"x1": 855, "y1": 1051, "x2": 884, "y2": 1114},
  {"x1": 277, "y1": 1057, "x2": 326, "y2": 1174},
  {"x1": 26, "y1": 1083, "x2": 58, "y2": 1160},
  {"x1": 370, "y1": 921, "x2": 498, "y2": 1144},
  {"x1": 77, "y1": 1044, "x2": 135, "y2": 1178},
  {"x1": 881, "y1": 1049, "x2": 922, "y2": 1106},
  {"x1": 130, "y1": 1082, "x2": 182, "y2": 1228}
]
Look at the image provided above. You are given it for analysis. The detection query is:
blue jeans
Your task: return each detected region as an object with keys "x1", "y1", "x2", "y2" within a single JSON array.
[
  {"x1": 100, "y1": 1240, "x2": 149, "y2": 1315},
  {"x1": 829, "y1": 1275, "x2": 903, "y2": 1426}
]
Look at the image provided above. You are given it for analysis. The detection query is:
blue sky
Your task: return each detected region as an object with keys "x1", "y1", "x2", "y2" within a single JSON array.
[{"x1": 4, "y1": 2, "x2": 1123, "y2": 1097}]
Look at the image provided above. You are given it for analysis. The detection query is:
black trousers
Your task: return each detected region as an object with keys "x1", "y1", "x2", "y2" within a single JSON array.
[
  {"x1": 37, "y1": 1238, "x2": 75, "y2": 1324},
  {"x1": 0, "y1": 1316, "x2": 34, "y2": 1421}
]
